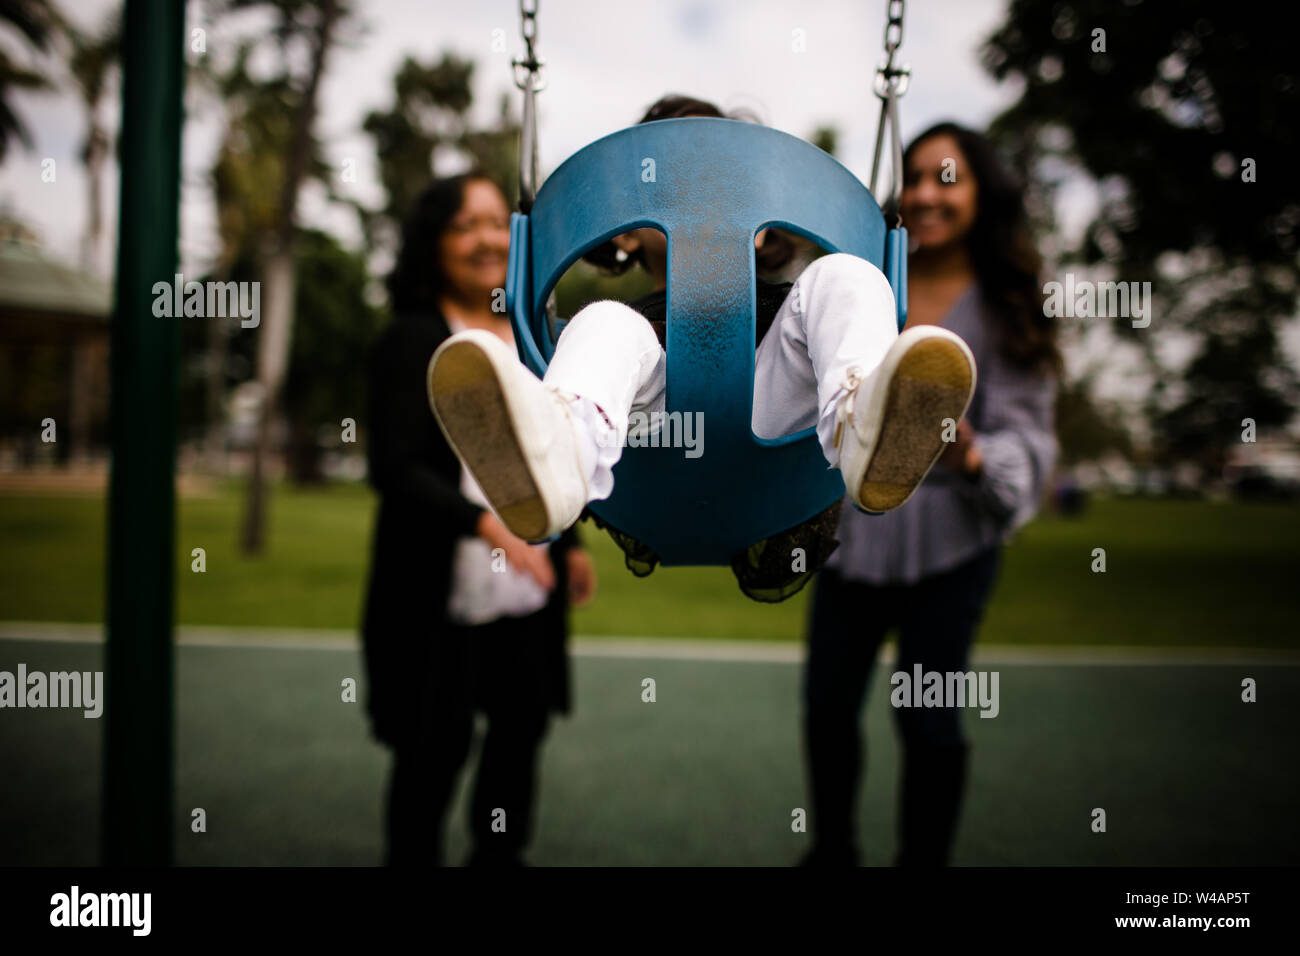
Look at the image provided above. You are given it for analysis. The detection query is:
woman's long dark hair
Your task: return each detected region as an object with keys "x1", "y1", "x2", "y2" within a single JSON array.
[
  {"x1": 904, "y1": 123, "x2": 1061, "y2": 374},
  {"x1": 582, "y1": 94, "x2": 795, "y2": 275},
  {"x1": 386, "y1": 170, "x2": 502, "y2": 316}
]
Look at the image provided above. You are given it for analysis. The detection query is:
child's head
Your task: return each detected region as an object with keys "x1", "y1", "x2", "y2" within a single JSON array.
[
  {"x1": 582, "y1": 94, "x2": 794, "y2": 281},
  {"x1": 637, "y1": 94, "x2": 731, "y2": 124}
]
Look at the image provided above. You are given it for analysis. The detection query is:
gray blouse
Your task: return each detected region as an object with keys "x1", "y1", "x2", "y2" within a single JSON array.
[{"x1": 825, "y1": 284, "x2": 1058, "y2": 585}]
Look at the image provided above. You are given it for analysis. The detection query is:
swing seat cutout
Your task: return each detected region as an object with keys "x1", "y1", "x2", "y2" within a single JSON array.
[{"x1": 507, "y1": 117, "x2": 908, "y2": 565}]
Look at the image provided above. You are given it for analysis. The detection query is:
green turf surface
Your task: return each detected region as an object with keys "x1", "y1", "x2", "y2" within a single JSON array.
[
  {"x1": 1, "y1": 485, "x2": 1298, "y2": 645},
  {"x1": 1, "y1": 636, "x2": 1295, "y2": 866}
]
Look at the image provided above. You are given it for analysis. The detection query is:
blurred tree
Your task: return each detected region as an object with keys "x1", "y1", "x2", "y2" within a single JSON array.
[
  {"x1": 363, "y1": 52, "x2": 471, "y2": 227},
  {"x1": 983, "y1": 0, "x2": 1299, "y2": 476},
  {"x1": 200, "y1": 0, "x2": 355, "y2": 553},
  {"x1": 0, "y1": 0, "x2": 61, "y2": 162},
  {"x1": 552, "y1": 261, "x2": 655, "y2": 323},
  {"x1": 67, "y1": 8, "x2": 119, "y2": 274},
  {"x1": 809, "y1": 124, "x2": 838, "y2": 157},
  {"x1": 362, "y1": 53, "x2": 520, "y2": 249},
  {"x1": 282, "y1": 228, "x2": 385, "y2": 482},
  {"x1": 178, "y1": 230, "x2": 384, "y2": 483},
  {"x1": 1154, "y1": 280, "x2": 1296, "y2": 473},
  {"x1": 460, "y1": 91, "x2": 523, "y2": 206},
  {"x1": 194, "y1": 35, "x2": 304, "y2": 471},
  {"x1": 1053, "y1": 375, "x2": 1133, "y2": 466}
]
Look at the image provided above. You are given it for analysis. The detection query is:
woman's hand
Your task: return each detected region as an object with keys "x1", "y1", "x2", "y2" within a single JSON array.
[
  {"x1": 566, "y1": 548, "x2": 596, "y2": 607},
  {"x1": 939, "y1": 418, "x2": 983, "y2": 477},
  {"x1": 476, "y1": 510, "x2": 556, "y2": 592}
]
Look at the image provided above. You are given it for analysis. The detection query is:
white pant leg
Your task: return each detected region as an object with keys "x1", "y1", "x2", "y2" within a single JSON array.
[
  {"x1": 752, "y1": 253, "x2": 899, "y2": 466},
  {"x1": 541, "y1": 300, "x2": 666, "y2": 500}
]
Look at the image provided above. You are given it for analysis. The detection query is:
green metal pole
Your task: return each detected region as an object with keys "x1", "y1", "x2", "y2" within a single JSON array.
[{"x1": 104, "y1": 0, "x2": 185, "y2": 866}]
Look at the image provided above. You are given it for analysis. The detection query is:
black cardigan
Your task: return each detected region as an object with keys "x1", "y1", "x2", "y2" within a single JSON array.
[{"x1": 360, "y1": 309, "x2": 578, "y2": 749}]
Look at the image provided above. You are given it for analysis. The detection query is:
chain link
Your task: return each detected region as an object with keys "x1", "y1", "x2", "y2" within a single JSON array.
[
  {"x1": 878, "y1": 0, "x2": 908, "y2": 90},
  {"x1": 513, "y1": 0, "x2": 544, "y2": 212},
  {"x1": 520, "y1": 0, "x2": 538, "y2": 54},
  {"x1": 513, "y1": 0, "x2": 545, "y2": 91},
  {"x1": 883, "y1": 0, "x2": 904, "y2": 59},
  {"x1": 871, "y1": 0, "x2": 908, "y2": 225}
]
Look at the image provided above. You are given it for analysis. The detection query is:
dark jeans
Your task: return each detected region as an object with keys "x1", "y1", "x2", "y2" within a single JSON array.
[
  {"x1": 803, "y1": 546, "x2": 1002, "y2": 866},
  {"x1": 385, "y1": 614, "x2": 551, "y2": 867}
]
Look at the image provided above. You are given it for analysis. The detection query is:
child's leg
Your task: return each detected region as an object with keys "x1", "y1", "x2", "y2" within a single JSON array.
[
  {"x1": 542, "y1": 301, "x2": 666, "y2": 499},
  {"x1": 753, "y1": 253, "x2": 899, "y2": 465},
  {"x1": 753, "y1": 253, "x2": 976, "y2": 513},
  {"x1": 427, "y1": 301, "x2": 664, "y2": 542}
]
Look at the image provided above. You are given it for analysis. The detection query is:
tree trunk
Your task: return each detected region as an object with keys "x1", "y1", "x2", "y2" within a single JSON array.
[
  {"x1": 239, "y1": 0, "x2": 341, "y2": 555},
  {"x1": 82, "y1": 126, "x2": 107, "y2": 274},
  {"x1": 203, "y1": 306, "x2": 231, "y2": 472},
  {"x1": 240, "y1": 247, "x2": 295, "y2": 552}
]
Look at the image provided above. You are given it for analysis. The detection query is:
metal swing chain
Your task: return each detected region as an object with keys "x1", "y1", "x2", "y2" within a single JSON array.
[
  {"x1": 513, "y1": 0, "x2": 546, "y2": 213},
  {"x1": 512, "y1": 1, "x2": 560, "y2": 333},
  {"x1": 869, "y1": 0, "x2": 910, "y2": 227}
]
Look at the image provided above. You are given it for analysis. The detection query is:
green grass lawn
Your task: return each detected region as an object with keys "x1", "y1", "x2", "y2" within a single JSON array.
[{"x1": 1, "y1": 483, "x2": 1298, "y2": 647}]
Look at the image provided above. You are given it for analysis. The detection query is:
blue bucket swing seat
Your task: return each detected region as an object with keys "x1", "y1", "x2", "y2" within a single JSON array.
[{"x1": 506, "y1": 117, "x2": 908, "y2": 566}]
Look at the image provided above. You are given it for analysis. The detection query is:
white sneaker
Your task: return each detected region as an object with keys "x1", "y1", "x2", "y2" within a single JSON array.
[
  {"x1": 427, "y1": 329, "x2": 591, "y2": 542},
  {"x1": 833, "y1": 325, "x2": 977, "y2": 514}
]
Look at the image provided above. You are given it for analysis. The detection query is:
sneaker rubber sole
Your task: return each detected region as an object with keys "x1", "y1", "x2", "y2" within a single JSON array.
[
  {"x1": 857, "y1": 335, "x2": 975, "y2": 512},
  {"x1": 428, "y1": 339, "x2": 552, "y2": 541}
]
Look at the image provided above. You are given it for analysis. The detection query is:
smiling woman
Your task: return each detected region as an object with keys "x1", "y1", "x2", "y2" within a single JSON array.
[
  {"x1": 435, "y1": 180, "x2": 512, "y2": 325},
  {"x1": 803, "y1": 122, "x2": 1062, "y2": 868},
  {"x1": 362, "y1": 172, "x2": 593, "y2": 867}
]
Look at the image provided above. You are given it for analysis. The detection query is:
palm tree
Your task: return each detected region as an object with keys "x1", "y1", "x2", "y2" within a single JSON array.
[
  {"x1": 67, "y1": 9, "x2": 120, "y2": 274},
  {"x1": 194, "y1": 37, "x2": 294, "y2": 471},
  {"x1": 204, "y1": 0, "x2": 350, "y2": 554},
  {"x1": 0, "y1": 0, "x2": 63, "y2": 162}
]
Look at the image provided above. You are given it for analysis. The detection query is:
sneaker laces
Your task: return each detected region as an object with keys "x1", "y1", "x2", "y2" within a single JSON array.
[
  {"x1": 831, "y1": 365, "x2": 866, "y2": 451},
  {"x1": 548, "y1": 387, "x2": 597, "y2": 496}
]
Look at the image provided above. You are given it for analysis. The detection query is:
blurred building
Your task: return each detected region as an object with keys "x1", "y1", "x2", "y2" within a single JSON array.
[{"x1": 0, "y1": 217, "x2": 111, "y2": 467}]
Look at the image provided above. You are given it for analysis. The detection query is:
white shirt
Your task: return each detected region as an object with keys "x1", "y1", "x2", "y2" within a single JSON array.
[{"x1": 443, "y1": 314, "x2": 552, "y2": 625}]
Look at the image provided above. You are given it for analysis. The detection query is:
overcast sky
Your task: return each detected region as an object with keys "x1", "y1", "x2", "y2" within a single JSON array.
[
  {"x1": 1, "y1": 0, "x2": 1024, "y2": 275},
  {"x1": 2, "y1": 0, "x2": 1296, "y2": 405}
]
